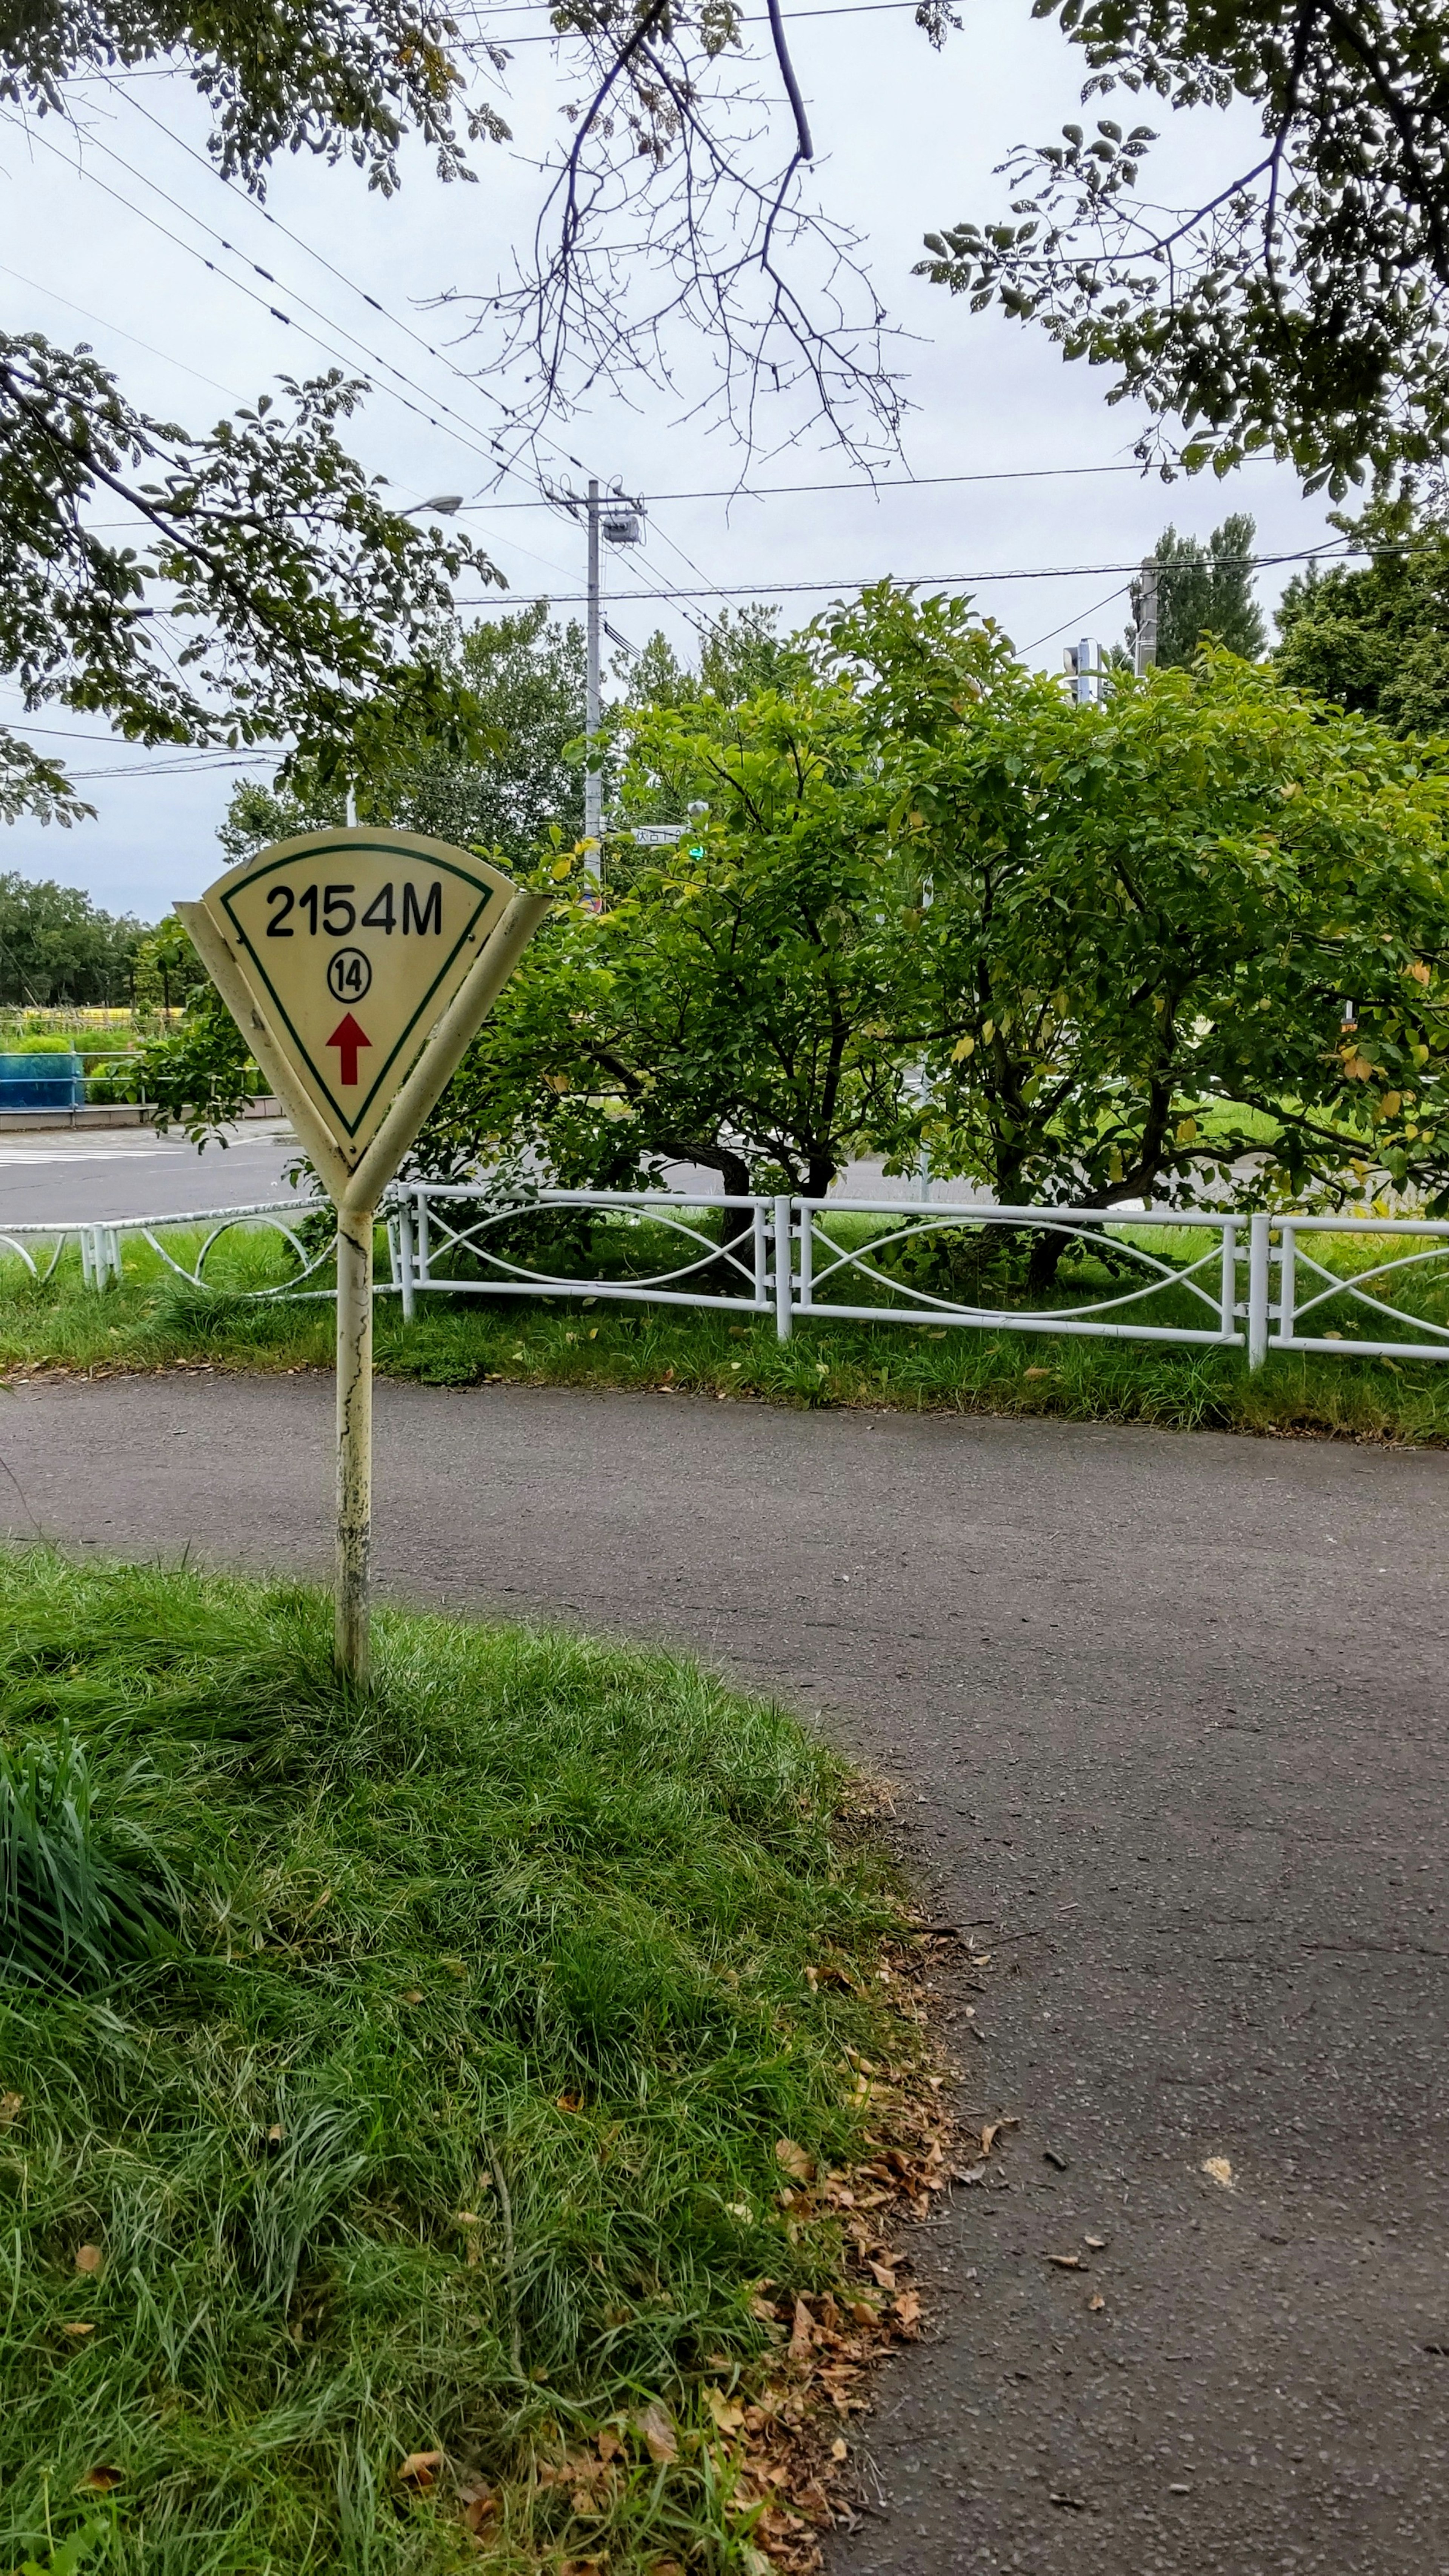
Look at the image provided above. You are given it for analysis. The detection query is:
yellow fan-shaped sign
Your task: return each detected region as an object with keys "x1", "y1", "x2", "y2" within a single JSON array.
[{"x1": 188, "y1": 827, "x2": 515, "y2": 1171}]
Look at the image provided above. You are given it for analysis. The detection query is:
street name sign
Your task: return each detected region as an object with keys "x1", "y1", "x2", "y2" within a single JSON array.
[{"x1": 178, "y1": 826, "x2": 550, "y2": 1684}]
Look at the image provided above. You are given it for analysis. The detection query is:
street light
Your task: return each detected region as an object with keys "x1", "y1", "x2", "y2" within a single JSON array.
[{"x1": 402, "y1": 494, "x2": 464, "y2": 517}]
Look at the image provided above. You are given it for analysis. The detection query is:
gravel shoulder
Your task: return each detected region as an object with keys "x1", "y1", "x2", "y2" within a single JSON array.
[{"x1": 0, "y1": 1372, "x2": 1444, "y2": 2573}]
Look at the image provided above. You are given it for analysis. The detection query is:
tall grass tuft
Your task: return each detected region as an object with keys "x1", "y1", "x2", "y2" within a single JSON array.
[
  {"x1": 0, "y1": 1550, "x2": 910, "y2": 2573},
  {"x1": 0, "y1": 1727, "x2": 171, "y2": 1984}
]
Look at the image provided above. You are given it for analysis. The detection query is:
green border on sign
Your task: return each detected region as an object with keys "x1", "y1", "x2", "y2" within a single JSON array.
[{"x1": 220, "y1": 838, "x2": 501, "y2": 1140}]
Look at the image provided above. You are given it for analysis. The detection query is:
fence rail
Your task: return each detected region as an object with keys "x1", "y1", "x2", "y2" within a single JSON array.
[{"x1": 7, "y1": 1186, "x2": 1449, "y2": 1370}]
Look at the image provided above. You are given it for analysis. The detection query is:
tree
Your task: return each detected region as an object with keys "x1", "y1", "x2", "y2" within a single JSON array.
[
  {"x1": 855, "y1": 635, "x2": 1449, "y2": 1242},
  {"x1": 1, "y1": 3, "x2": 505, "y2": 193},
  {"x1": 1274, "y1": 494, "x2": 1449, "y2": 734},
  {"x1": 914, "y1": 0, "x2": 1449, "y2": 492},
  {"x1": 1129, "y1": 514, "x2": 1266, "y2": 666},
  {"x1": 0, "y1": 872, "x2": 146, "y2": 1006},
  {"x1": 130, "y1": 914, "x2": 212, "y2": 1021},
  {"x1": 217, "y1": 605, "x2": 588, "y2": 867},
  {"x1": 617, "y1": 607, "x2": 804, "y2": 714},
  {"x1": 420, "y1": 673, "x2": 919, "y2": 1203},
  {"x1": 0, "y1": 341, "x2": 500, "y2": 824}
]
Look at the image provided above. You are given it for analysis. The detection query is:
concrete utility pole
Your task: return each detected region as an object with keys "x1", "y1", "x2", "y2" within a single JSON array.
[
  {"x1": 1135, "y1": 558, "x2": 1159, "y2": 674},
  {"x1": 584, "y1": 478, "x2": 603, "y2": 870},
  {"x1": 563, "y1": 479, "x2": 645, "y2": 884}
]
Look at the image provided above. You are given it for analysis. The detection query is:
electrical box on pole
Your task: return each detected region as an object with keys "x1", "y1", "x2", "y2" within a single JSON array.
[{"x1": 178, "y1": 827, "x2": 549, "y2": 1687}]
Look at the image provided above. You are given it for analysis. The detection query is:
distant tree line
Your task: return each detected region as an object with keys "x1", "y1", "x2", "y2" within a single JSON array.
[{"x1": 0, "y1": 872, "x2": 148, "y2": 1007}]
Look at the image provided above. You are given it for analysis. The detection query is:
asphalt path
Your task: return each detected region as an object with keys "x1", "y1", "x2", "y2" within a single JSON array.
[{"x1": 0, "y1": 1373, "x2": 1444, "y2": 2574}]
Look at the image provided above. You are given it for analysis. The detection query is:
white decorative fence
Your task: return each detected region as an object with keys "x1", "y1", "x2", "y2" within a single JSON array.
[{"x1": 6, "y1": 1188, "x2": 1449, "y2": 1372}]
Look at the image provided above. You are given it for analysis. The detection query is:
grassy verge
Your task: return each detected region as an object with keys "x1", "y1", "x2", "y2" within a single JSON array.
[
  {"x1": 3, "y1": 1252, "x2": 1449, "y2": 1444},
  {"x1": 0, "y1": 1551, "x2": 952, "y2": 2576}
]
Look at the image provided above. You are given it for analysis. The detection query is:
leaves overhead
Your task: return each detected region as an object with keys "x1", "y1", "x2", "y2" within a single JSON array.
[
  {"x1": 0, "y1": 0, "x2": 506, "y2": 193},
  {"x1": 0, "y1": 342, "x2": 503, "y2": 816},
  {"x1": 915, "y1": 0, "x2": 1449, "y2": 492}
]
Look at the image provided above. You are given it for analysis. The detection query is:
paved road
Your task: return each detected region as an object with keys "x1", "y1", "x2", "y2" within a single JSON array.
[
  {"x1": 0, "y1": 1375, "x2": 1444, "y2": 2574},
  {"x1": 0, "y1": 1122, "x2": 298, "y2": 1226}
]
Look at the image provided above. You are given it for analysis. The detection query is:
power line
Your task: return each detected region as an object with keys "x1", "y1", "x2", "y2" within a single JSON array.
[
  {"x1": 0, "y1": 258, "x2": 244, "y2": 401},
  {"x1": 448, "y1": 457, "x2": 1275, "y2": 513},
  {"x1": 107, "y1": 81, "x2": 743, "y2": 609},
  {"x1": 1022, "y1": 585, "x2": 1134, "y2": 656},
  {"x1": 454, "y1": 536, "x2": 1361, "y2": 607},
  {"x1": 109, "y1": 85, "x2": 639, "y2": 508},
  {"x1": 9, "y1": 114, "x2": 523, "y2": 486}
]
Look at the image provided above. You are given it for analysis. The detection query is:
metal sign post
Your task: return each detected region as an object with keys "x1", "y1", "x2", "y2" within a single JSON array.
[{"x1": 179, "y1": 827, "x2": 549, "y2": 1686}]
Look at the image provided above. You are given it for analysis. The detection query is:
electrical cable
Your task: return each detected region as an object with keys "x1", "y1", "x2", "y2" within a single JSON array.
[
  {"x1": 1021, "y1": 585, "x2": 1134, "y2": 656},
  {"x1": 109, "y1": 85, "x2": 630, "y2": 502},
  {"x1": 0, "y1": 258, "x2": 244, "y2": 401},
  {"x1": 452, "y1": 535, "x2": 1364, "y2": 606}
]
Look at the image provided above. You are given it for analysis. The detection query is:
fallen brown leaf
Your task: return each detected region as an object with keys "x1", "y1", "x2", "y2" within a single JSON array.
[
  {"x1": 892, "y1": 2290, "x2": 922, "y2": 2331},
  {"x1": 790, "y1": 2296, "x2": 816, "y2": 2359},
  {"x1": 62, "y1": 2322, "x2": 95, "y2": 2338},
  {"x1": 1046, "y1": 2252, "x2": 1084, "y2": 2270},
  {"x1": 74, "y1": 2243, "x2": 103, "y2": 2276},
  {"x1": 775, "y1": 2137, "x2": 815, "y2": 2185},
  {"x1": 77, "y1": 2466, "x2": 123, "y2": 2493},
  {"x1": 556, "y1": 2090, "x2": 585, "y2": 2113},
  {"x1": 635, "y1": 2400, "x2": 677, "y2": 2463},
  {"x1": 0, "y1": 2091, "x2": 21, "y2": 2128},
  {"x1": 1202, "y1": 2155, "x2": 1234, "y2": 2189},
  {"x1": 400, "y1": 1988, "x2": 425, "y2": 2006},
  {"x1": 1087, "y1": 2293, "x2": 1106, "y2": 2313},
  {"x1": 866, "y1": 2260, "x2": 896, "y2": 2291},
  {"x1": 980, "y1": 2117, "x2": 1018, "y2": 2158},
  {"x1": 457, "y1": 2478, "x2": 495, "y2": 2535},
  {"x1": 706, "y1": 2384, "x2": 748, "y2": 2434},
  {"x1": 397, "y1": 2450, "x2": 445, "y2": 2490}
]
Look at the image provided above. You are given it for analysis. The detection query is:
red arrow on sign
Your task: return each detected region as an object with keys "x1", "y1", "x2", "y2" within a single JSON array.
[{"x1": 326, "y1": 1012, "x2": 372, "y2": 1086}]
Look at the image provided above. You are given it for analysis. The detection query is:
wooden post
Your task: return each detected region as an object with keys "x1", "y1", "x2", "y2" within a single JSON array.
[
  {"x1": 334, "y1": 1202, "x2": 375, "y2": 1686},
  {"x1": 178, "y1": 854, "x2": 551, "y2": 1696}
]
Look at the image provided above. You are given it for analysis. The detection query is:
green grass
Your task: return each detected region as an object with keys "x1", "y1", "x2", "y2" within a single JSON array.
[
  {"x1": 0, "y1": 1551, "x2": 922, "y2": 2575},
  {"x1": 4, "y1": 1223, "x2": 1449, "y2": 1444}
]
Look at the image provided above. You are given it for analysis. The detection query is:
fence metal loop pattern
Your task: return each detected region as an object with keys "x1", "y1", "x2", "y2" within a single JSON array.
[
  {"x1": 797, "y1": 1201, "x2": 1241, "y2": 1343},
  {"x1": 7, "y1": 1183, "x2": 1449, "y2": 1367},
  {"x1": 0, "y1": 1201, "x2": 337, "y2": 1301}
]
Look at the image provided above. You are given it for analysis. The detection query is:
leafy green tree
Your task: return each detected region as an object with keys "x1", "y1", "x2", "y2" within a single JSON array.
[
  {"x1": 858, "y1": 637, "x2": 1449, "y2": 1243},
  {"x1": 0, "y1": 2, "x2": 515, "y2": 823},
  {"x1": 139, "y1": 661, "x2": 920, "y2": 1173},
  {"x1": 130, "y1": 914, "x2": 212, "y2": 1021},
  {"x1": 915, "y1": 0, "x2": 1449, "y2": 492},
  {"x1": 1, "y1": 344, "x2": 498, "y2": 822},
  {"x1": 1274, "y1": 495, "x2": 1449, "y2": 734},
  {"x1": 617, "y1": 606, "x2": 803, "y2": 712},
  {"x1": 421, "y1": 674, "x2": 920, "y2": 1201},
  {"x1": 1129, "y1": 515, "x2": 1266, "y2": 667},
  {"x1": 0, "y1": 873, "x2": 146, "y2": 1006},
  {"x1": 218, "y1": 605, "x2": 588, "y2": 867}
]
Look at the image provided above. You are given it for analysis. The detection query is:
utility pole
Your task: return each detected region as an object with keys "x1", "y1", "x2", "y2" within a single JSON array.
[
  {"x1": 1135, "y1": 559, "x2": 1159, "y2": 674},
  {"x1": 551, "y1": 478, "x2": 644, "y2": 885},
  {"x1": 584, "y1": 478, "x2": 602, "y2": 872}
]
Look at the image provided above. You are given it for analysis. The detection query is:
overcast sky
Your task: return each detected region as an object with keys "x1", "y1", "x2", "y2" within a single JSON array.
[{"x1": 1, "y1": 0, "x2": 1338, "y2": 921}]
